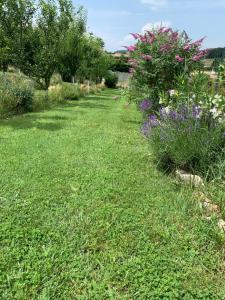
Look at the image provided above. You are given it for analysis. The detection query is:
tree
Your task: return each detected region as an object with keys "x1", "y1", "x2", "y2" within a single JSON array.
[
  {"x1": 78, "y1": 35, "x2": 110, "y2": 83},
  {"x1": 23, "y1": 0, "x2": 84, "y2": 89},
  {"x1": 0, "y1": 46, "x2": 10, "y2": 71},
  {"x1": 111, "y1": 55, "x2": 130, "y2": 73},
  {"x1": 0, "y1": 0, "x2": 110, "y2": 89},
  {"x1": 0, "y1": 0, "x2": 35, "y2": 70},
  {"x1": 58, "y1": 7, "x2": 87, "y2": 83}
]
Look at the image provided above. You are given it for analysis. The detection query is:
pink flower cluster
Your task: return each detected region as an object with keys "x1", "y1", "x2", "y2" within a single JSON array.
[
  {"x1": 192, "y1": 49, "x2": 208, "y2": 61},
  {"x1": 124, "y1": 45, "x2": 137, "y2": 52},
  {"x1": 128, "y1": 58, "x2": 139, "y2": 68},
  {"x1": 175, "y1": 55, "x2": 184, "y2": 62},
  {"x1": 158, "y1": 27, "x2": 172, "y2": 34},
  {"x1": 141, "y1": 54, "x2": 153, "y2": 61},
  {"x1": 129, "y1": 31, "x2": 156, "y2": 45},
  {"x1": 160, "y1": 44, "x2": 172, "y2": 53},
  {"x1": 125, "y1": 27, "x2": 207, "y2": 70}
]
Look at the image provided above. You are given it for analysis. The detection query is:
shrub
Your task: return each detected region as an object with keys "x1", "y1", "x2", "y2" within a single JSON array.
[
  {"x1": 47, "y1": 85, "x2": 64, "y2": 104},
  {"x1": 0, "y1": 77, "x2": 106, "y2": 117},
  {"x1": 0, "y1": 73, "x2": 34, "y2": 116},
  {"x1": 126, "y1": 27, "x2": 207, "y2": 107},
  {"x1": 33, "y1": 83, "x2": 81, "y2": 112},
  {"x1": 141, "y1": 104, "x2": 225, "y2": 179},
  {"x1": 104, "y1": 71, "x2": 118, "y2": 88},
  {"x1": 33, "y1": 90, "x2": 50, "y2": 112},
  {"x1": 50, "y1": 73, "x2": 63, "y2": 86},
  {"x1": 218, "y1": 61, "x2": 225, "y2": 93},
  {"x1": 79, "y1": 84, "x2": 89, "y2": 97},
  {"x1": 111, "y1": 56, "x2": 130, "y2": 73},
  {"x1": 61, "y1": 83, "x2": 80, "y2": 100},
  {"x1": 47, "y1": 83, "x2": 80, "y2": 104}
]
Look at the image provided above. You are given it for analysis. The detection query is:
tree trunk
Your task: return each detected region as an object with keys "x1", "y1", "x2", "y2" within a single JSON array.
[
  {"x1": 2, "y1": 62, "x2": 8, "y2": 72},
  {"x1": 44, "y1": 77, "x2": 51, "y2": 90}
]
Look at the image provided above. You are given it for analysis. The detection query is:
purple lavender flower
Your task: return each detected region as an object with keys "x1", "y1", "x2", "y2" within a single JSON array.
[
  {"x1": 149, "y1": 115, "x2": 160, "y2": 127},
  {"x1": 141, "y1": 115, "x2": 160, "y2": 137},
  {"x1": 176, "y1": 105, "x2": 189, "y2": 121},
  {"x1": 169, "y1": 110, "x2": 178, "y2": 120},
  {"x1": 139, "y1": 99, "x2": 152, "y2": 112},
  {"x1": 178, "y1": 105, "x2": 188, "y2": 116},
  {"x1": 149, "y1": 114, "x2": 157, "y2": 120},
  {"x1": 141, "y1": 121, "x2": 152, "y2": 137},
  {"x1": 159, "y1": 108, "x2": 165, "y2": 120},
  {"x1": 192, "y1": 105, "x2": 202, "y2": 119}
]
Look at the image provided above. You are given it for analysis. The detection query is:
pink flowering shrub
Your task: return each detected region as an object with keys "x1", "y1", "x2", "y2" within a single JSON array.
[{"x1": 126, "y1": 27, "x2": 208, "y2": 107}]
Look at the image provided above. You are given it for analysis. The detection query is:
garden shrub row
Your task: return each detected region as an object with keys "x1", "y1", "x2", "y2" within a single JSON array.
[
  {"x1": 0, "y1": 72, "x2": 105, "y2": 117},
  {"x1": 125, "y1": 26, "x2": 225, "y2": 180}
]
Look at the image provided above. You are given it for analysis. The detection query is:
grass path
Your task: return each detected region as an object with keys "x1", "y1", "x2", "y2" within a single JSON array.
[{"x1": 0, "y1": 90, "x2": 224, "y2": 299}]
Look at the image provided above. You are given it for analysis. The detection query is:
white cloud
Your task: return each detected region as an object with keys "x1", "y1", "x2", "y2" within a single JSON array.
[
  {"x1": 142, "y1": 21, "x2": 171, "y2": 33},
  {"x1": 140, "y1": 0, "x2": 168, "y2": 10},
  {"x1": 123, "y1": 34, "x2": 135, "y2": 43},
  {"x1": 120, "y1": 20, "x2": 172, "y2": 49},
  {"x1": 119, "y1": 34, "x2": 135, "y2": 48}
]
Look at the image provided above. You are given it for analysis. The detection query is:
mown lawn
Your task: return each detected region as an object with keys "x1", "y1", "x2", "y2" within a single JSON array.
[{"x1": 0, "y1": 89, "x2": 224, "y2": 299}]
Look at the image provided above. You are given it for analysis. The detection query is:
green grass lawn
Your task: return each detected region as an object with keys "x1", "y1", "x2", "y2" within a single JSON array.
[{"x1": 0, "y1": 89, "x2": 224, "y2": 299}]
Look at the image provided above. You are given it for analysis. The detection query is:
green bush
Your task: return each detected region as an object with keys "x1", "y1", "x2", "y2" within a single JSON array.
[
  {"x1": 111, "y1": 56, "x2": 130, "y2": 73},
  {"x1": 0, "y1": 76, "x2": 105, "y2": 117},
  {"x1": 0, "y1": 73, "x2": 34, "y2": 116},
  {"x1": 61, "y1": 83, "x2": 80, "y2": 100},
  {"x1": 50, "y1": 73, "x2": 63, "y2": 86},
  {"x1": 104, "y1": 71, "x2": 118, "y2": 88},
  {"x1": 33, "y1": 83, "x2": 80, "y2": 112},
  {"x1": 33, "y1": 90, "x2": 50, "y2": 112},
  {"x1": 48, "y1": 86, "x2": 65, "y2": 104}
]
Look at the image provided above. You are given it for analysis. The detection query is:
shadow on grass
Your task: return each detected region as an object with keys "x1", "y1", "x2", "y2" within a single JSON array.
[
  {"x1": 75, "y1": 102, "x2": 109, "y2": 109},
  {"x1": 123, "y1": 120, "x2": 142, "y2": 125},
  {"x1": 0, "y1": 90, "x2": 118, "y2": 131},
  {"x1": 0, "y1": 114, "x2": 64, "y2": 131},
  {"x1": 85, "y1": 95, "x2": 113, "y2": 102}
]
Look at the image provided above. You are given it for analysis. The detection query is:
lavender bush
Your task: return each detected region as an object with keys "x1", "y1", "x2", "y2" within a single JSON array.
[{"x1": 141, "y1": 104, "x2": 225, "y2": 179}]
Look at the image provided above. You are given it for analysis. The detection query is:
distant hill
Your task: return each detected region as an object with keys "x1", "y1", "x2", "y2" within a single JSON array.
[
  {"x1": 113, "y1": 50, "x2": 127, "y2": 54},
  {"x1": 112, "y1": 48, "x2": 225, "y2": 59}
]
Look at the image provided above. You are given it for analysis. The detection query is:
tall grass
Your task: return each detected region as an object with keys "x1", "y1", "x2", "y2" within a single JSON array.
[{"x1": 0, "y1": 73, "x2": 34, "y2": 116}]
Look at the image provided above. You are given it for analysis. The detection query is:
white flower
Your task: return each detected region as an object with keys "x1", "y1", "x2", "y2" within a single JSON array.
[
  {"x1": 210, "y1": 107, "x2": 217, "y2": 114},
  {"x1": 169, "y1": 90, "x2": 176, "y2": 96},
  {"x1": 165, "y1": 107, "x2": 171, "y2": 114},
  {"x1": 210, "y1": 107, "x2": 220, "y2": 119}
]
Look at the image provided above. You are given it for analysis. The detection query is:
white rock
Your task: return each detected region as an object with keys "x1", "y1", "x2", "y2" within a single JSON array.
[
  {"x1": 175, "y1": 170, "x2": 204, "y2": 187},
  {"x1": 199, "y1": 201, "x2": 220, "y2": 214},
  {"x1": 218, "y1": 219, "x2": 225, "y2": 231}
]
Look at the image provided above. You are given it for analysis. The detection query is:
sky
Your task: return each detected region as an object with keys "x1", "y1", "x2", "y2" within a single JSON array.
[{"x1": 74, "y1": 0, "x2": 225, "y2": 52}]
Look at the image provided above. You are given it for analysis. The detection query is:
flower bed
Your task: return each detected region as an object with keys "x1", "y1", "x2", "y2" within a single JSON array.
[
  {"x1": 124, "y1": 26, "x2": 225, "y2": 180},
  {"x1": 140, "y1": 100, "x2": 225, "y2": 179}
]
